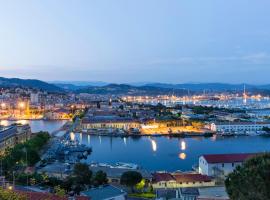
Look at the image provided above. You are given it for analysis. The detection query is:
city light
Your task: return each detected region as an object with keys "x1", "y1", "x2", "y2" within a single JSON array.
[
  {"x1": 8, "y1": 186, "x2": 13, "y2": 190},
  {"x1": 18, "y1": 102, "x2": 25, "y2": 109},
  {"x1": 1, "y1": 102, "x2": 6, "y2": 108}
]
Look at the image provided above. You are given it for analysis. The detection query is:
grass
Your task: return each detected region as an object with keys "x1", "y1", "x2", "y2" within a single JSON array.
[{"x1": 129, "y1": 192, "x2": 156, "y2": 199}]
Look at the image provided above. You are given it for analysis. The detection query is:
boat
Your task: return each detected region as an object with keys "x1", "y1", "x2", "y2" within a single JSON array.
[{"x1": 115, "y1": 162, "x2": 140, "y2": 170}]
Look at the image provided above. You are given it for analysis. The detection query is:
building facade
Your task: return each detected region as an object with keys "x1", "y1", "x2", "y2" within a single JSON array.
[
  {"x1": 210, "y1": 122, "x2": 270, "y2": 133},
  {"x1": 0, "y1": 124, "x2": 31, "y2": 154},
  {"x1": 199, "y1": 153, "x2": 256, "y2": 177},
  {"x1": 152, "y1": 173, "x2": 215, "y2": 189}
]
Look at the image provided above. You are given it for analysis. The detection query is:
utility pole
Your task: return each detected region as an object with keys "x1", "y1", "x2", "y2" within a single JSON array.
[{"x1": 13, "y1": 171, "x2": 15, "y2": 188}]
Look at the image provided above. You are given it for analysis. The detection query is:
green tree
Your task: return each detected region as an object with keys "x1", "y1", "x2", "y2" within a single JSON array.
[
  {"x1": 93, "y1": 170, "x2": 108, "y2": 186},
  {"x1": 73, "y1": 163, "x2": 92, "y2": 186},
  {"x1": 225, "y1": 153, "x2": 270, "y2": 200},
  {"x1": 120, "y1": 171, "x2": 142, "y2": 192},
  {"x1": 54, "y1": 185, "x2": 66, "y2": 197},
  {"x1": 0, "y1": 188, "x2": 26, "y2": 200}
]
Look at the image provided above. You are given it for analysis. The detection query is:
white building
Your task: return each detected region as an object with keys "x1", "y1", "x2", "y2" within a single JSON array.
[
  {"x1": 30, "y1": 93, "x2": 39, "y2": 104},
  {"x1": 199, "y1": 153, "x2": 256, "y2": 177},
  {"x1": 210, "y1": 122, "x2": 270, "y2": 133}
]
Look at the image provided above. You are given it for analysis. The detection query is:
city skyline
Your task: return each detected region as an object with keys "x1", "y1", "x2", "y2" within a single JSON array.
[{"x1": 1, "y1": 0, "x2": 270, "y2": 83}]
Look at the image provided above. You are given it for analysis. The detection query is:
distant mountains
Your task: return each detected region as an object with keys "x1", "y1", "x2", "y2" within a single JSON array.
[
  {"x1": 75, "y1": 84, "x2": 187, "y2": 95},
  {"x1": 145, "y1": 83, "x2": 270, "y2": 92},
  {"x1": 0, "y1": 77, "x2": 63, "y2": 93},
  {"x1": 2, "y1": 77, "x2": 270, "y2": 95}
]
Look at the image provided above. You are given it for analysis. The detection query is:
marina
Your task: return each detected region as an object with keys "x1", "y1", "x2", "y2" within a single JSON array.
[{"x1": 75, "y1": 133, "x2": 270, "y2": 172}]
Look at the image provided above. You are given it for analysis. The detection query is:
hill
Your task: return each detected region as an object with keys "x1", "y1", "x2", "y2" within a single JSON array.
[
  {"x1": 0, "y1": 77, "x2": 63, "y2": 93},
  {"x1": 76, "y1": 84, "x2": 187, "y2": 95}
]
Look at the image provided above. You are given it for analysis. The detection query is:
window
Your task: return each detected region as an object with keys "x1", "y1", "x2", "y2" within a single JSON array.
[
  {"x1": 222, "y1": 163, "x2": 224, "y2": 167},
  {"x1": 232, "y1": 163, "x2": 235, "y2": 167}
]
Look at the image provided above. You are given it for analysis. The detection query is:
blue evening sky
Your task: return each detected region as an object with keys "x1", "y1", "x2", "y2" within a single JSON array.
[{"x1": 0, "y1": 0, "x2": 270, "y2": 84}]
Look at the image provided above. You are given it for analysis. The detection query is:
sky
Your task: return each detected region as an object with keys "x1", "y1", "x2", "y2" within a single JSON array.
[{"x1": 0, "y1": 0, "x2": 270, "y2": 84}]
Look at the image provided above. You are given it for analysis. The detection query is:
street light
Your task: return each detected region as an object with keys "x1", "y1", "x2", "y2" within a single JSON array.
[{"x1": 18, "y1": 102, "x2": 25, "y2": 109}]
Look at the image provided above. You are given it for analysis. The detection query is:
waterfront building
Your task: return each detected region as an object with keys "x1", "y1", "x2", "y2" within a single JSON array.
[
  {"x1": 152, "y1": 173, "x2": 215, "y2": 189},
  {"x1": 44, "y1": 108, "x2": 72, "y2": 120},
  {"x1": 210, "y1": 122, "x2": 270, "y2": 133},
  {"x1": 81, "y1": 116, "x2": 140, "y2": 131},
  {"x1": 199, "y1": 153, "x2": 256, "y2": 177},
  {"x1": 0, "y1": 124, "x2": 31, "y2": 154}
]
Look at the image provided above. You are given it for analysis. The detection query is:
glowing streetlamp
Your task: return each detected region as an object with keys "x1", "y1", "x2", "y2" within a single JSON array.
[{"x1": 18, "y1": 102, "x2": 25, "y2": 109}]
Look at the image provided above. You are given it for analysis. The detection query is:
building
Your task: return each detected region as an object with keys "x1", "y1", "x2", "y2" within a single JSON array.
[
  {"x1": 30, "y1": 93, "x2": 39, "y2": 104},
  {"x1": 152, "y1": 173, "x2": 215, "y2": 189},
  {"x1": 177, "y1": 186, "x2": 229, "y2": 200},
  {"x1": 199, "y1": 153, "x2": 256, "y2": 177},
  {"x1": 89, "y1": 165, "x2": 152, "y2": 184},
  {"x1": 15, "y1": 190, "x2": 89, "y2": 200},
  {"x1": 0, "y1": 126, "x2": 17, "y2": 154},
  {"x1": 44, "y1": 108, "x2": 72, "y2": 120},
  {"x1": 210, "y1": 122, "x2": 270, "y2": 133},
  {"x1": 82, "y1": 185, "x2": 126, "y2": 200},
  {"x1": 81, "y1": 116, "x2": 140, "y2": 131},
  {"x1": 0, "y1": 124, "x2": 31, "y2": 154}
]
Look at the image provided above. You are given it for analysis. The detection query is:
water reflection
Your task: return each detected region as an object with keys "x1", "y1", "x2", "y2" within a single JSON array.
[
  {"x1": 87, "y1": 135, "x2": 90, "y2": 145},
  {"x1": 80, "y1": 133, "x2": 82, "y2": 143},
  {"x1": 151, "y1": 139, "x2": 157, "y2": 152},
  {"x1": 181, "y1": 141, "x2": 186, "y2": 150},
  {"x1": 123, "y1": 137, "x2": 127, "y2": 146},
  {"x1": 99, "y1": 136, "x2": 102, "y2": 144},
  {"x1": 70, "y1": 132, "x2": 75, "y2": 141},
  {"x1": 179, "y1": 153, "x2": 186, "y2": 160}
]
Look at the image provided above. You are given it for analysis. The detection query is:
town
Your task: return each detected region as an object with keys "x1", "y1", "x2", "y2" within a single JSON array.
[
  {"x1": 1, "y1": 83, "x2": 270, "y2": 200},
  {"x1": 0, "y1": 0, "x2": 269, "y2": 199}
]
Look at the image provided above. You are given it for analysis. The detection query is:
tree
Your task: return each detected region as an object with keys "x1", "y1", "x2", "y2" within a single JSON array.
[
  {"x1": 54, "y1": 185, "x2": 66, "y2": 197},
  {"x1": 225, "y1": 153, "x2": 270, "y2": 200},
  {"x1": 73, "y1": 163, "x2": 92, "y2": 186},
  {"x1": 262, "y1": 126, "x2": 270, "y2": 132},
  {"x1": 0, "y1": 188, "x2": 26, "y2": 200},
  {"x1": 93, "y1": 170, "x2": 108, "y2": 186},
  {"x1": 120, "y1": 171, "x2": 142, "y2": 192}
]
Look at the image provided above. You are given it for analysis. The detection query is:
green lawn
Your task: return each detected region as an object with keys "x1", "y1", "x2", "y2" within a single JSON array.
[{"x1": 128, "y1": 192, "x2": 156, "y2": 199}]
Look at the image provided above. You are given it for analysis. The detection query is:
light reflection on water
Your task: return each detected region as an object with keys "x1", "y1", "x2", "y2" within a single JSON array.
[
  {"x1": 181, "y1": 141, "x2": 186, "y2": 150},
  {"x1": 179, "y1": 153, "x2": 186, "y2": 160},
  {"x1": 77, "y1": 134, "x2": 270, "y2": 171},
  {"x1": 151, "y1": 139, "x2": 157, "y2": 152}
]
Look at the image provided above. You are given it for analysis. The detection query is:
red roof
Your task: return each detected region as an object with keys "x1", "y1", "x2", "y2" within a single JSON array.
[
  {"x1": 15, "y1": 191, "x2": 90, "y2": 200},
  {"x1": 202, "y1": 153, "x2": 256, "y2": 164},
  {"x1": 197, "y1": 198, "x2": 229, "y2": 200},
  {"x1": 152, "y1": 173, "x2": 175, "y2": 183},
  {"x1": 172, "y1": 173, "x2": 212, "y2": 183}
]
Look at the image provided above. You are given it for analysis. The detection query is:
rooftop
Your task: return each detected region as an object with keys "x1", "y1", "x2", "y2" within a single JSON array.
[
  {"x1": 82, "y1": 185, "x2": 126, "y2": 200},
  {"x1": 202, "y1": 153, "x2": 257, "y2": 164},
  {"x1": 152, "y1": 173, "x2": 175, "y2": 183},
  {"x1": 173, "y1": 173, "x2": 212, "y2": 183}
]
